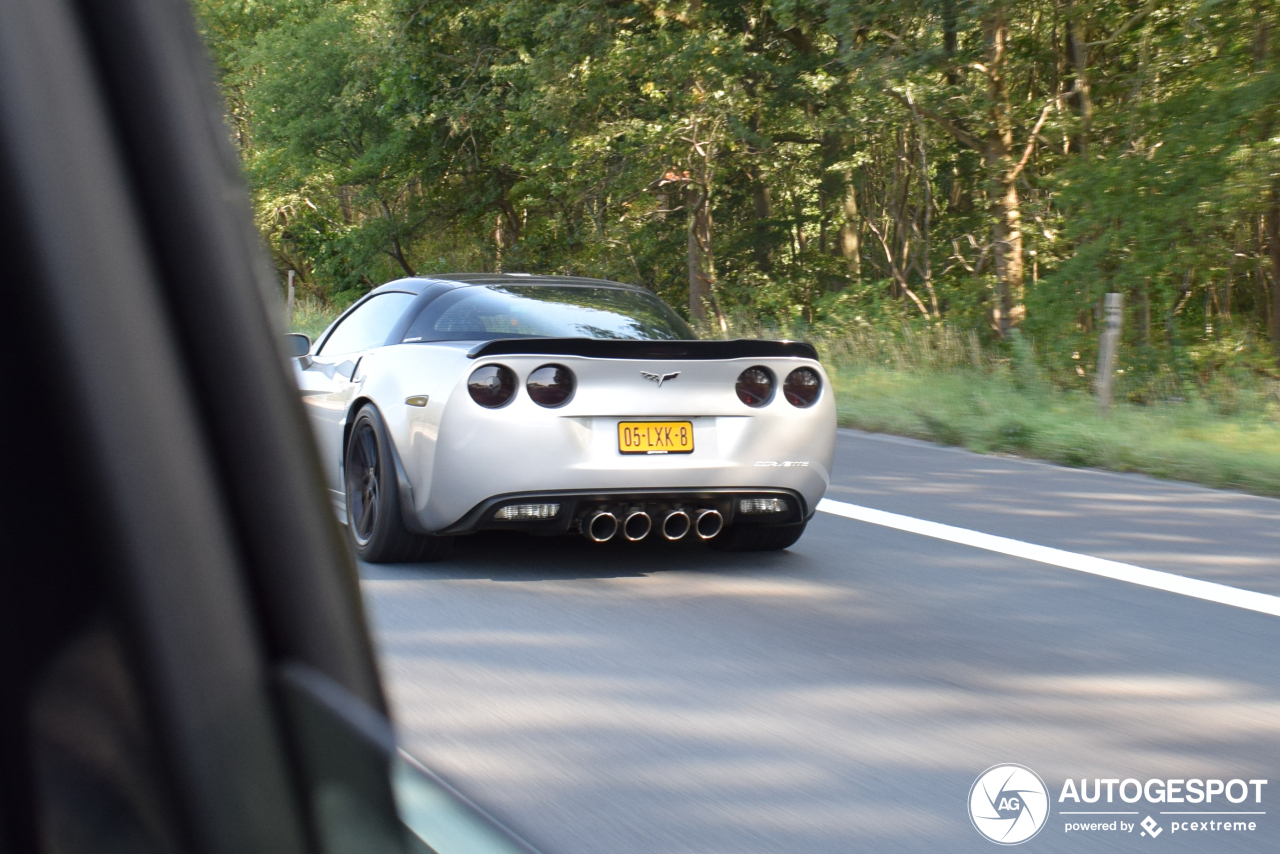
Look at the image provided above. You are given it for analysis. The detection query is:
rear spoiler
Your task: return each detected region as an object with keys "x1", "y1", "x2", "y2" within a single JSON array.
[{"x1": 466, "y1": 337, "x2": 819, "y2": 361}]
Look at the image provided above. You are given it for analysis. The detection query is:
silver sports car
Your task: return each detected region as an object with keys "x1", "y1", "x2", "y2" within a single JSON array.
[{"x1": 287, "y1": 274, "x2": 836, "y2": 562}]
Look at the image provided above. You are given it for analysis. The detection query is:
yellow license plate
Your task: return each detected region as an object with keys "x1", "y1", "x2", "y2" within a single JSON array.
[{"x1": 618, "y1": 421, "x2": 694, "y2": 455}]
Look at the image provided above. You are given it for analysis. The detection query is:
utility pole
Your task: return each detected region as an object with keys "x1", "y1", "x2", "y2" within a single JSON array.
[{"x1": 1096, "y1": 292, "x2": 1123, "y2": 413}]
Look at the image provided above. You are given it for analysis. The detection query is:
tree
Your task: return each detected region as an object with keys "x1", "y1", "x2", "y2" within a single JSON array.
[{"x1": 193, "y1": 0, "x2": 1280, "y2": 379}]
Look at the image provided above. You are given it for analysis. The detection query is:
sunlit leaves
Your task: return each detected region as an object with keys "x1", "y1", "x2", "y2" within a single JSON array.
[{"x1": 193, "y1": 0, "x2": 1280, "y2": 377}]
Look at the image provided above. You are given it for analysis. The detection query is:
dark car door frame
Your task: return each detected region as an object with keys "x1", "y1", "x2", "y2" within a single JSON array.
[{"x1": 0, "y1": 0, "x2": 525, "y2": 852}]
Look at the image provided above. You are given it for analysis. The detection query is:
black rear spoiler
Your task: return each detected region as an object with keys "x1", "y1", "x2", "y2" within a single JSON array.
[{"x1": 466, "y1": 337, "x2": 819, "y2": 361}]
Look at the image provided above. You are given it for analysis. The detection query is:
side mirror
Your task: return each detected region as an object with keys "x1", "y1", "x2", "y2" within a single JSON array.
[
  {"x1": 285, "y1": 333, "x2": 312, "y2": 369},
  {"x1": 285, "y1": 333, "x2": 311, "y2": 358}
]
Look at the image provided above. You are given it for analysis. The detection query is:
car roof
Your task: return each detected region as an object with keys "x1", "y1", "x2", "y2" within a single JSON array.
[{"x1": 371, "y1": 273, "x2": 652, "y2": 296}]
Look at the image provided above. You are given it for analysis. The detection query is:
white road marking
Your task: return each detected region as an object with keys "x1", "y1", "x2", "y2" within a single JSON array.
[{"x1": 816, "y1": 498, "x2": 1280, "y2": 618}]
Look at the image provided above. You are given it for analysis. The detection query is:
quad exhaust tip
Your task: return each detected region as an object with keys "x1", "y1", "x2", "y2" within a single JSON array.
[
  {"x1": 661, "y1": 510, "x2": 691, "y2": 541},
  {"x1": 582, "y1": 507, "x2": 719, "y2": 542},
  {"x1": 623, "y1": 510, "x2": 652, "y2": 542},
  {"x1": 695, "y1": 509, "x2": 724, "y2": 540},
  {"x1": 583, "y1": 511, "x2": 619, "y2": 543}
]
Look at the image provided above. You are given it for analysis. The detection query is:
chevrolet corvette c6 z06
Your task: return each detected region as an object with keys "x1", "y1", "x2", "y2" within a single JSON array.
[{"x1": 289, "y1": 273, "x2": 836, "y2": 562}]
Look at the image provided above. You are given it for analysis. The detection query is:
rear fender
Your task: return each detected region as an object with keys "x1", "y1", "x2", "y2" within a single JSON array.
[{"x1": 343, "y1": 397, "x2": 428, "y2": 535}]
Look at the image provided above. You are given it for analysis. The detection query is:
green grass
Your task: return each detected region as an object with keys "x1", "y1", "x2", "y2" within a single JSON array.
[
  {"x1": 287, "y1": 301, "x2": 1280, "y2": 497},
  {"x1": 289, "y1": 295, "x2": 345, "y2": 340},
  {"x1": 831, "y1": 366, "x2": 1280, "y2": 498}
]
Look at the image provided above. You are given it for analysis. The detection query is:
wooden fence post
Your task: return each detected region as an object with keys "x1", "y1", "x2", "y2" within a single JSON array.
[
  {"x1": 285, "y1": 268, "x2": 296, "y2": 330},
  {"x1": 1096, "y1": 292, "x2": 1123, "y2": 413}
]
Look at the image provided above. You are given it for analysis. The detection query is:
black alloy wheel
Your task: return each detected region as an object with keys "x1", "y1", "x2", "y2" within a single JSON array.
[
  {"x1": 344, "y1": 405, "x2": 452, "y2": 563},
  {"x1": 346, "y1": 419, "x2": 381, "y2": 546}
]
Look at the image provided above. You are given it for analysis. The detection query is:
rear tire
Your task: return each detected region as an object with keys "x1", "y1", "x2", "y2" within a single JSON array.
[
  {"x1": 712, "y1": 520, "x2": 808, "y2": 552},
  {"x1": 344, "y1": 405, "x2": 451, "y2": 563}
]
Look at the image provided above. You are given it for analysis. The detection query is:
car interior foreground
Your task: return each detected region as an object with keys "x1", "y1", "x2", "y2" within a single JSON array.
[{"x1": 0, "y1": 0, "x2": 542, "y2": 852}]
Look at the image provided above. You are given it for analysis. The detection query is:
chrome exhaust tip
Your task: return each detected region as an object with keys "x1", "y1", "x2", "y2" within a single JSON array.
[
  {"x1": 583, "y1": 511, "x2": 619, "y2": 543},
  {"x1": 694, "y1": 509, "x2": 723, "y2": 540},
  {"x1": 623, "y1": 510, "x2": 652, "y2": 542},
  {"x1": 661, "y1": 510, "x2": 691, "y2": 541}
]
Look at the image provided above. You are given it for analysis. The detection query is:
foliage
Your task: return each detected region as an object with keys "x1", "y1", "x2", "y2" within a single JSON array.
[{"x1": 195, "y1": 0, "x2": 1280, "y2": 382}]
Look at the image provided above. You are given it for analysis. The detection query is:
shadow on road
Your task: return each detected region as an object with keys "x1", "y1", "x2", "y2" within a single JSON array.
[
  {"x1": 353, "y1": 435, "x2": 1280, "y2": 853},
  {"x1": 361, "y1": 529, "x2": 799, "y2": 582}
]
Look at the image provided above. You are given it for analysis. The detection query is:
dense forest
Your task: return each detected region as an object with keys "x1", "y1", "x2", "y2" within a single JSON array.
[{"x1": 195, "y1": 0, "x2": 1280, "y2": 388}]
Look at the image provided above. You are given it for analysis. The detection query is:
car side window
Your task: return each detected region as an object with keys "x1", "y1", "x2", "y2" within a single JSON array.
[{"x1": 317, "y1": 292, "x2": 417, "y2": 356}]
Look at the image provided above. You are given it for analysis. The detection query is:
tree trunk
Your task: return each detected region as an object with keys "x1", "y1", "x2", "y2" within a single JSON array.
[
  {"x1": 912, "y1": 114, "x2": 939, "y2": 316},
  {"x1": 1257, "y1": 11, "x2": 1276, "y2": 362},
  {"x1": 1142, "y1": 280, "x2": 1152, "y2": 344},
  {"x1": 388, "y1": 238, "x2": 415, "y2": 278},
  {"x1": 943, "y1": 0, "x2": 960, "y2": 85},
  {"x1": 744, "y1": 112, "x2": 773, "y2": 273},
  {"x1": 988, "y1": 175, "x2": 1025, "y2": 335},
  {"x1": 887, "y1": 3, "x2": 1033, "y2": 333},
  {"x1": 687, "y1": 184, "x2": 715, "y2": 324},
  {"x1": 493, "y1": 212, "x2": 506, "y2": 273},
  {"x1": 338, "y1": 185, "x2": 353, "y2": 224},
  {"x1": 498, "y1": 196, "x2": 522, "y2": 245},
  {"x1": 750, "y1": 167, "x2": 773, "y2": 273},
  {"x1": 1266, "y1": 194, "x2": 1280, "y2": 366},
  {"x1": 818, "y1": 131, "x2": 842, "y2": 258},
  {"x1": 838, "y1": 176, "x2": 861, "y2": 283},
  {"x1": 1064, "y1": 0, "x2": 1093, "y2": 156},
  {"x1": 1254, "y1": 1, "x2": 1271, "y2": 68},
  {"x1": 818, "y1": 184, "x2": 829, "y2": 255},
  {"x1": 378, "y1": 199, "x2": 416, "y2": 277},
  {"x1": 793, "y1": 192, "x2": 807, "y2": 256},
  {"x1": 983, "y1": 5, "x2": 1026, "y2": 337}
]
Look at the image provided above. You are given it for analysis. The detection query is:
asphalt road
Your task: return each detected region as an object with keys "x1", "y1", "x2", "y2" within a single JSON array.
[{"x1": 361, "y1": 430, "x2": 1280, "y2": 853}]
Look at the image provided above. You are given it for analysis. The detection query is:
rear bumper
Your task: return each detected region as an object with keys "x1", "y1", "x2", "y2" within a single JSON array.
[
  {"x1": 435, "y1": 487, "x2": 809, "y2": 536},
  {"x1": 412, "y1": 410, "x2": 833, "y2": 531},
  {"x1": 393, "y1": 351, "x2": 837, "y2": 531}
]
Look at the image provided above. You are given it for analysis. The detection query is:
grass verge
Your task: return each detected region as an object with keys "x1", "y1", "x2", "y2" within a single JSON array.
[
  {"x1": 289, "y1": 295, "x2": 347, "y2": 340},
  {"x1": 288, "y1": 301, "x2": 1280, "y2": 497},
  {"x1": 830, "y1": 366, "x2": 1280, "y2": 498}
]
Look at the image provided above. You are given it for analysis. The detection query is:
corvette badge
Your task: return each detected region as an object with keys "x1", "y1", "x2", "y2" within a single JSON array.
[{"x1": 641, "y1": 370, "x2": 680, "y2": 387}]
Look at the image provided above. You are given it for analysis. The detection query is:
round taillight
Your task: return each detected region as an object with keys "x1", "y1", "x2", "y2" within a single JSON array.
[
  {"x1": 735, "y1": 366, "x2": 774, "y2": 407},
  {"x1": 468, "y1": 364, "x2": 516, "y2": 408},
  {"x1": 783, "y1": 367, "x2": 821, "y2": 407},
  {"x1": 527, "y1": 364, "x2": 575, "y2": 407}
]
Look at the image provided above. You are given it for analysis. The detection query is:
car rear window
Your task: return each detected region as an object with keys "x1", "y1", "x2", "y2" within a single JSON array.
[{"x1": 400, "y1": 285, "x2": 695, "y2": 343}]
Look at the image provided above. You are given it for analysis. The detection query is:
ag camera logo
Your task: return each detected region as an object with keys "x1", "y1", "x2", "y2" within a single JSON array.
[{"x1": 969, "y1": 764, "x2": 1050, "y2": 844}]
